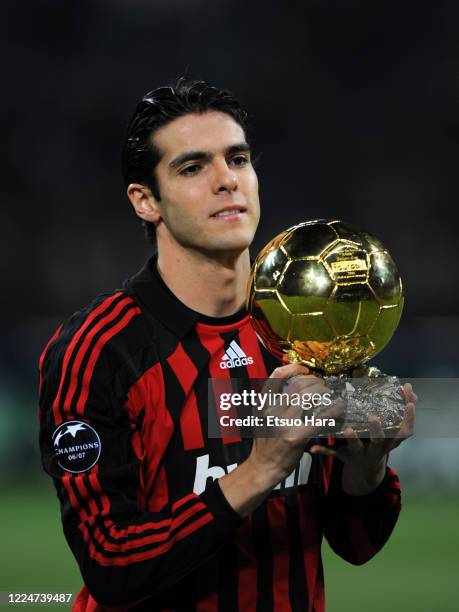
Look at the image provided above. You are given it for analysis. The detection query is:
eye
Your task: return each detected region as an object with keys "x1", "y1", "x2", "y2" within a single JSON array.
[
  {"x1": 180, "y1": 164, "x2": 202, "y2": 176},
  {"x1": 230, "y1": 154, "x2": 250, "y2": 167}
]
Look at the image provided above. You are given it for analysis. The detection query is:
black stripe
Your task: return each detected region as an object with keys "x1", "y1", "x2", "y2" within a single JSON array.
[
  {"x1": 161, "y1": 356, "x2": 189, "y2": 502},
  {"x1": 252, "y1": 503, "x2": 274, "y2": 612},
  {"x1": 180, "y1": 332, "x2": 209, "y2": 450},
  {"x1": 258, "y1": 340, "x2": 282, "y2": 375},
  {"x1": 181, "y1": 329, "x2": 228, "y2": 465},
  {"x1": 285, "y1": 494, "x2": 309, "y2": 612},
  {"x1": 83, "y1": 472, "x2": 103, "y2": 514},
  {"x1": 171, "y1": 495, "x2": 207, "y2": 516},
  {"x1": 68, "y1": 476, "x2": 92, "y2": 528},
  {"x1": 219, "y1": 331, "x2": 250, "y2": 445},
  {"x1": 162, "y1": 359, "x2": 186, "y2": 427},
  {"x1": 217, "y1": 539, "x2": 239, "y2": 612}
]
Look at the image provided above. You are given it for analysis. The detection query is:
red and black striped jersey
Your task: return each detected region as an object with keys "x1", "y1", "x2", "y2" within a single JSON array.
[{"x1": 39, "y1": 257, "x2": 402, "y2": 612}]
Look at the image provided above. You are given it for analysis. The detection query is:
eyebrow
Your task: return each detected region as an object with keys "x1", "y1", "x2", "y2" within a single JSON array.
[{"x1": 169, "y1": 142, "x2": 251, "y2": 169}]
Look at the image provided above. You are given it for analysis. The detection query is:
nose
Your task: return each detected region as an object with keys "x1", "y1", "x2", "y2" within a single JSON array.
[{"x1": 213, "y1": 159, "x2": 238, "y2": 193}]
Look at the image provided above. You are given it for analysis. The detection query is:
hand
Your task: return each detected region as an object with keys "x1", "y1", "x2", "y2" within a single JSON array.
[
  {"x1": 220, "y1": 363, "x2": 343, "y2": 517},
  {"x1": 248, "y1": 363, "x2": 343, "y2": 486},
  {"x1": 309, "y1": 383, "x2": 417, "y2": 495}
]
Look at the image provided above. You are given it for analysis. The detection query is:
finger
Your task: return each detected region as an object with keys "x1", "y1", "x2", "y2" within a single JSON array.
[
  {"x1": 402, "y1": 383, "x2": 418, "y2": 404},
  {"x1": 368, "y1": 416, "x2": 385, "y2": 444},
  {"x1": 342, "y1": 427, "x2": 363, "y2": 454},
  {"x1": 285, "y1": 374, "x2": 327, "y2": 396},
  {"x1": 269, "y1": 364, "x2": 310, "y2": 379},
  {"x1": 397, "y1": 402, "x2": 416, "y2": 440},
  {"x1": 309, "y1": 444, "x2": 336, "y2": 457},
  {"x1": 281, "y1": 401, "x2": 345, "y2": 439}
]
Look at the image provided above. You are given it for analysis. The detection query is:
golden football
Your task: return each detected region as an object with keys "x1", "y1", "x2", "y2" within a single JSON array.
[{"x1": 247, "y1": 219, "x2": 404, "y2": 374}]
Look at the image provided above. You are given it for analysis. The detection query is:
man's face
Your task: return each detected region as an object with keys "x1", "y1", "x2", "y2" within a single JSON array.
[{"x1": 151, "y1": 111, "x2": 260, "y2": 257}]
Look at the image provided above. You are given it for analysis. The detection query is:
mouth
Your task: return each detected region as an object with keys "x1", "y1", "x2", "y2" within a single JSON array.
[{"x1": 211, "y1": 205, "x2": 247, "y2": 219}]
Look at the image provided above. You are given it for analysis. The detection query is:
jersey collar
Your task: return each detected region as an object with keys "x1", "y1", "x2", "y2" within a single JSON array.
[{"x1": 124, "y1": 256, "x2": 247, "y2": 338}]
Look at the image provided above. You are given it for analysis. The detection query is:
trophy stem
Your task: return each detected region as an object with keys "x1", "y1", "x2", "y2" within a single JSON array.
[{"x1": 323, "y1": 368, "x2": 405, "y2": 436}]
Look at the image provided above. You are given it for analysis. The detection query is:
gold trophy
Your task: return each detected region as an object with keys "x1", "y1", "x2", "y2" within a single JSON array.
[{"x1": 246, "y1": 219, "x2": 405, "y2": 435}]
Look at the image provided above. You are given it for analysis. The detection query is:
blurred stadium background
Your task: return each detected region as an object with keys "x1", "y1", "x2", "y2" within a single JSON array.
[{"x1": 2, "y1": 0, "x2": 459, "y2": 609}]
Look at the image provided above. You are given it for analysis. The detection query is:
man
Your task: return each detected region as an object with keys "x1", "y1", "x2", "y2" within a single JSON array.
[{"x1": 39, "y1": 80, "x2": 416, "y2": 611}]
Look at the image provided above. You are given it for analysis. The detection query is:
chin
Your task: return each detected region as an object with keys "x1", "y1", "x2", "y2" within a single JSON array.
[
  {"x1": 199, "y1": 239, "x2": 250, "y2": 259},
  {"x1": 216, "y1": 236, "x2": 253, "y2": 254}
]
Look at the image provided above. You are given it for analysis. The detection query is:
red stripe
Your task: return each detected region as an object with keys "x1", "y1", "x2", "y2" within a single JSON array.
[
  {"x1": 74, "y1": 475, "x2": 99, "y2": 518},
  {"x1": 197, "y1": 593, "x2": 218, "y2": 612},
  {"x1": 88, "y1": 468, "x2": 110, "y2": 517},
  {"x1": 124, "y1": 362, "x2": 172, "y2": 513},
  {"x1": 150, "y1": 464, "x2": 169, "y2": 513},
  {"x1": 266, "y1": 497, "x2": 291, "y2": 611},
  {"x1": 387, "y1": 469, "x2": 401, "y2": 489},
  {"x1": 104, "y1": 515, "x2": 172, "y2": 535},
  {"x1": 52, "y1": 292, "x2": 124, "y2": 425},
  {"x1": 173, "y1": 492, "x2": 198, "y2": 512},
  {"x1": 125, "y1": 362, "x2": 164, "y2": 418},
  {"x1": 196, "y1": 326, "x2": 241, "y2": 444},
  {"x1": 314, "y1": 564, "x2": 325, "y2": 612},
  {"x1": 38, "y1": 324, "x2": 62, "y2": 394},
  {"x1": 322, "y1": 455, "x2": 333, "y2": 495},
  {"x1": 172, "y1": 501, "x2": 209, "y2": 529},
  {"x1": 167, "y1": 343, "x2": 204, "y2": 450},
  {"x1": 172, "y1": 511, "x2": 214, "y2": 542},
  {"x1": 62, "y1": 474, "x2": 88, "y2": 520}
]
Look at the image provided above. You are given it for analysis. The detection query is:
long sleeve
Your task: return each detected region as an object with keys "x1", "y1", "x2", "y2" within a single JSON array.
[
  {"x1": 38, "y1": 294, "x2": 242, "y2": 607},
  {"x1": 322, "y1": 457, "x2": 402, "y2": 565}
]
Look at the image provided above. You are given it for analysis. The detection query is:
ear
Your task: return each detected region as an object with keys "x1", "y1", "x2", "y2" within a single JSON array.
[{"x1": 127, "y1": 183, "x2": 162, "y2": 224}]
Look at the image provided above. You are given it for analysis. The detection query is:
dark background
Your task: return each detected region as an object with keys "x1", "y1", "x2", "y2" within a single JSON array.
[
  {"x1": 1, "y1": 1, "x2": 458, "y2": 609},
  {"x1": 3, "y1": 0, "x2": 459, "y2": 318}
]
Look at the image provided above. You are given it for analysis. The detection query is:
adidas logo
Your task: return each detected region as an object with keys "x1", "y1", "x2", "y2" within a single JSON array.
[{"x1": 219, "y1": 340, "x2": 254, "y2": 369}]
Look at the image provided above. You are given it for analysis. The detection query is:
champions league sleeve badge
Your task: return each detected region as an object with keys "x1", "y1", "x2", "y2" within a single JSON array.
[{"x1": 52, "y1": 420, "x2": 101, "y2": 473}]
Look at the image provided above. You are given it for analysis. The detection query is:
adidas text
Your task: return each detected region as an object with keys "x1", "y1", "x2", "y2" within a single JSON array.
[{"x1": 219, "y1": 356, "x2": 254, "y2": 369}]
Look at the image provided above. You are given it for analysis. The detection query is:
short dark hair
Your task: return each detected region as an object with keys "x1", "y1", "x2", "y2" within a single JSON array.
[{"x1": 122, "y1": 78, "x2": 250, "y2": 244}]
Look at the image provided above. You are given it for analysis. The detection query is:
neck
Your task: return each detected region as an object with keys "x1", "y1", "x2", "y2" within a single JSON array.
[{"x1": 156, "y1": 242, "x2": 251, "y2": 318}]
